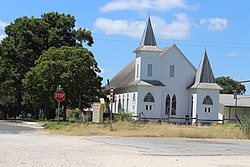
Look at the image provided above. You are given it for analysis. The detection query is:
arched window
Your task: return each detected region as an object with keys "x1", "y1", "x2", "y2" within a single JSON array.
[
  {"x1": 143, "y1": 92, "x2": 155, "y2": 102},
  {"x1": 203, "y1": 95, "x2": 213, "y2": 105},
  {"x1": 171, "y1": 95, "x2": 176, "y2": 115},
  {"x1": 165, "y1": 94, "x2": 171, "y2": 115}
]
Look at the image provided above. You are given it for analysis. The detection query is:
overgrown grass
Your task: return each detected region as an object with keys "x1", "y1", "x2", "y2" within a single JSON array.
[{"x1": 43, "y1": 121, "x2": 248, "y2": 139}]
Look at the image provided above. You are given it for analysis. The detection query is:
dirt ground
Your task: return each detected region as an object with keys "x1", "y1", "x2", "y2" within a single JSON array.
[{"x1": 1, "y1": 129, "x2": 250, "y2": 167}]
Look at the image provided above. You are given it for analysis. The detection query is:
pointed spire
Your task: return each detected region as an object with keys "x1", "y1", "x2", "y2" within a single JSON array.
[
  {"x1": 195, "y1": 50, "x2": 215, "y2": 84},
  {"x1": 140, "y1": 17, "x2": 157, "y2": 47}
]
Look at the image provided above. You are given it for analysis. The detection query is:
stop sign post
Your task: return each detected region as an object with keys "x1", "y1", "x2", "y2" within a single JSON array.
[{"x1": 54, "y1": 89, "x2": 65, "y2": 123}]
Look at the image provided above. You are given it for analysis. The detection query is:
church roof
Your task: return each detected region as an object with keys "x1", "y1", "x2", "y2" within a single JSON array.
[
  {"x1": 104, "y1": 59, "x2": 165, "y2": 90},
  {"x1": 134, "y1": 17, "x2": 161, "y2": 53},
  {"x1": 191, "y1": 51, "x2": 222, "y2": 90},
  {"x1": 105, "y1": 59, "x2": 136, "y2": 90}
]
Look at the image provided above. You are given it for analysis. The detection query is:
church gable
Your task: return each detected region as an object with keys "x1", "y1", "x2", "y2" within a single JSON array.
[
  {"x1": 160, "y1": 44, "x2": 196, "y2": 72},
  {"x1": 159, "y1": 44, "x2": 196, "y2": 86}
]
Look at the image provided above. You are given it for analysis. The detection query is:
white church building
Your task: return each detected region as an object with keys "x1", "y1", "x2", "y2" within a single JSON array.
[{"x1": 105, "y1": 17, "x2": 223, "y2": 123}]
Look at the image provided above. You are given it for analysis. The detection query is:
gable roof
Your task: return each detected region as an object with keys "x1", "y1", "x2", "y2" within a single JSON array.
[
  {"x1": 191, "y1": 51, "x2": 222, "y2": 90},
  {"x1": 104, "y1": 59, "x2": 165, "y2": 90},
  {"x1": 161, "y1": 44, "x2": 196, "y2": 71}
]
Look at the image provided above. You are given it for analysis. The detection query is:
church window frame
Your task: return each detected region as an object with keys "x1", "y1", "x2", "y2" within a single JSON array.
[
  {"x1": 170, "y1": 65, "x2": 175, "y2": 78},
  {"x1": 165, "y1": 94, "x2": 171, "y2": 115},
  {"x1": 126, "y1": 94, "x2": 129, "y2": 112},
  {"x1": 171, "y1": 95, "x2": 177, "y2": 115},
  {"x1": 132, "y1": 93, "x2": 136, "y2": 102},
  {"x1": 136, "y1": 63, "x2": 139, "y2": 78},
  {"x1": 147, "y1": 64, "x2": 153, "y2": 77},
  {"x1": 143, "y1": 92, "x2": 155, "y2": 102},
  {"x1": 203, "y1": 95, "x2": 213, "y2": 105}
]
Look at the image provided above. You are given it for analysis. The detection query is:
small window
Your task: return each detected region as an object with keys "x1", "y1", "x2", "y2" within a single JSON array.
[
  {"x1": 143, "y1": 92, "x2": 155, "y2": 102},
  {"x1": 136, "y1": 64, "x2": 139, "y2": 78},
  {"x1": 146, "y1": 105, "x2": 148, "y2": 110},
  {"x1": 127, "y1": 94, "x2": 129, "y2": 111},
  {"x1": 170, "y1": 65, "x2": 175, "y2": 77},
  {"x1": 205, "y1": 107, "x2": 207, "y2": 112},
  {"x1": 133, "y1": 93, "x2": 136, "y2": 102},
  {"x1": 147, "y1": 64, "x2": 152, "y2": 76},
  {"x1": 203, "y1": 95, "x2": 213, "y2": 105},
  {"x1": 150, "y1": 105, "x2": 152, "y2": 110},
  {"x1": 208, "y1": 108, "x2": 211, "y2": 113}
]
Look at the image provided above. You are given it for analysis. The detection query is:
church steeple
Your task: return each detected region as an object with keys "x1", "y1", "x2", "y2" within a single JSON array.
[
  {"x1": 196, "y1": 50, "x2": 215, "y2": 83},
  {"x1": 140, "y1": 17, "x2": 157, "y2": 47},
  {"x1": 191, "y1": 50, "x2": 222, "y2": 89},
  {"x1": 134, "y1": 17, "x2": 161, "y2": 53}
]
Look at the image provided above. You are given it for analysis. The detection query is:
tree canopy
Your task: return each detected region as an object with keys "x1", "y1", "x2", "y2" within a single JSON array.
[
  {"x1": 23, "y1": 46, "x2": 102, "y2": 111},
  {"x1": 215, "y1": 76, "x2": 246, "y2": 95},
  {"x1": 0, "y1": 12, "x2": 101, "y2": 119}
]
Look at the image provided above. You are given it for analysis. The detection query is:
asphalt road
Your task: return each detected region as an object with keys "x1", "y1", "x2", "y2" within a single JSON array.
[
  {"x1": 84, "y1": 136, "x2": 250, "y2": 156},
  {"x1": 0, "y1": 121, "x2": 37, "y2": 134},
  {"x1": 1, "y1": 121, "x2": 250, "y2": 167}
]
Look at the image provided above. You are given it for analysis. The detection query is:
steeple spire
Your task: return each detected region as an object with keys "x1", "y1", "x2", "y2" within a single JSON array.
[
  {"x1": 196, "y1": 50, "x2": 215, "y2": 83},
  {"x1": 190, "y1": 50, "x2": 222, "y2": 90},
  {"x1": 140, "y1": 17, "x2": 157, "y2": 47}
]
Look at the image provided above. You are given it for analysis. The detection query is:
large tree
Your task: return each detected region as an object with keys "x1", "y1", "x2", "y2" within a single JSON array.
[
  {"x1": 216, "y1": 76, "x2": 246, "y2": 95},
  {"x1": 0, "y1": 12, "x2": 95, "y2": 117},
  {"x1": 23, "y1": 46, "x2": 102, "y2": 119}
]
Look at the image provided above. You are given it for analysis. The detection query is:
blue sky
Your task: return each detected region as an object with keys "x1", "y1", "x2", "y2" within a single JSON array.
[{"x1": 0, "y1": 0, "x2": 250, "y2": 94}]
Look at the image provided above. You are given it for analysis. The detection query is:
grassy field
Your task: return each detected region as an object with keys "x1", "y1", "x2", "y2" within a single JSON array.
[{"x1": 43, "y1": 121, "x2": 249, "y2": 139}]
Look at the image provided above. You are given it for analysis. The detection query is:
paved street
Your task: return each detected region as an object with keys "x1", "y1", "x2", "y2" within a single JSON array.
[
  {"x1": 84, "y1": 136, "x2": 250, "y2": 156},
  {"x1": 0, "y1": 121, "x2": 250, "y2": 167},
  {"x1": 0, "y1": 121, "x2": 37, "y2": 134}
]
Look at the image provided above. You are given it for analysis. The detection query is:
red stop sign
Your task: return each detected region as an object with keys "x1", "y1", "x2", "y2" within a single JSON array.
[{"x1": 54, "y1": 90, "x2": 65, "y2": 101}]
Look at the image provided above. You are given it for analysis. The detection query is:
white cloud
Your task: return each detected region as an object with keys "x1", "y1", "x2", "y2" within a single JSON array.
[
  {"x1": 94, "y1": 18, "x2": 144, "y2": 38},
  {"x1": 98, "y1": 67, "x2": 112, "y2": 75},
  {"x1": 0, "y1": 20, "x2": 8, "y2": 30},
  {"x1": 153, "y1": 13, "x2": 191, "y2": 40},
  {"x1": 94, "y1": 13, "x2": 191, "y2": 40},
  {"x1": 0, "y1": 34, "x2": 6, "y2": 41},
  {"x1": 226, "y1": 52, "x2": 239, "y2": 57},
  {"x1": 100, "y1": 0, "x2": 188, "y2": 12},
  {"x1": 200, "y1": 17, "x2": 228, "y2": 32}
]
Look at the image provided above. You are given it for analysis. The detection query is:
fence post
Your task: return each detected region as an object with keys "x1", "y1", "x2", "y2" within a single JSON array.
[
  {"x1": 167, "y1": 114, "x2": 170, "y2": 123},
  {"x1": 196, "y1": 114, "x2": 198, "y2": 126},
  {"x1": 222, "y1": 115, "x2": 225, "y2": 125},
  {"x1": 139, "y1": 113, "x2": 141, "y2": 124}
]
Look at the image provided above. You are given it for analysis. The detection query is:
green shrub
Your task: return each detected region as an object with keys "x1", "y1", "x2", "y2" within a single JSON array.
[
  {"x1": 68, "y1": 109, "x2": 79, "y2": 123},
  {"x1": 114, "y1": 112, "x2": 132, "y2": 122}
]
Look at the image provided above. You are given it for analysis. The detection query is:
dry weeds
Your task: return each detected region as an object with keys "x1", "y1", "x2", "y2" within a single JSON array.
[{"x1": 43, "y1": 121, "x2": 248, "y2": 139}]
